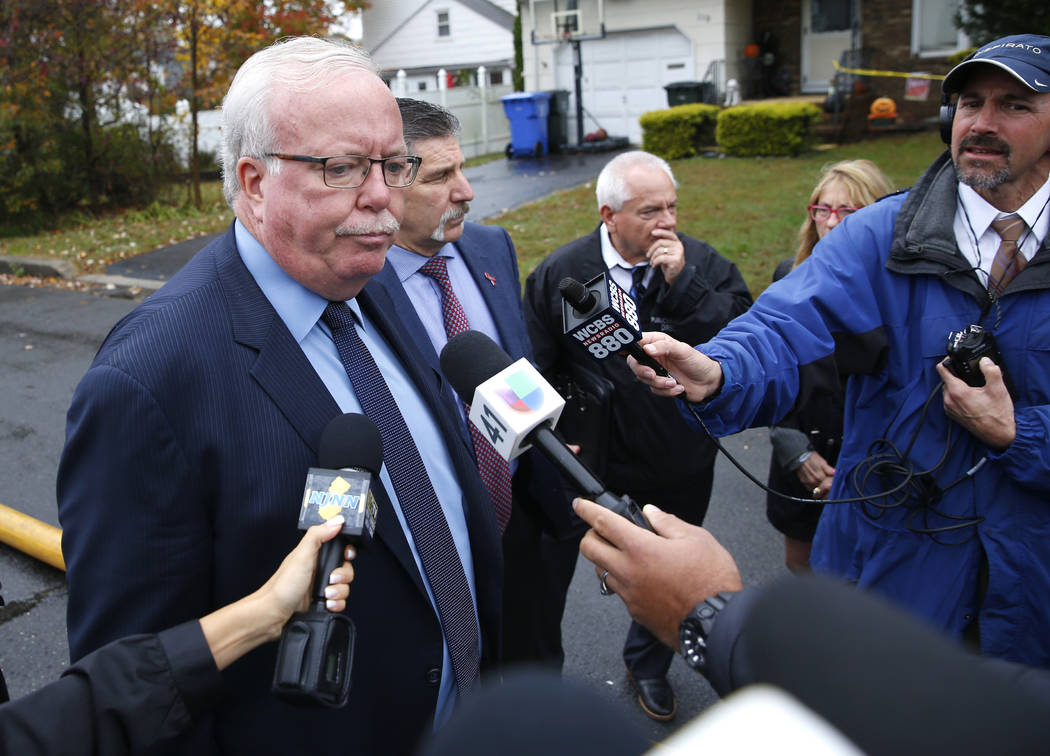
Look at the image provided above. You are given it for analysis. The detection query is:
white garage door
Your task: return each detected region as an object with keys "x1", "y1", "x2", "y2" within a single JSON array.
[{"x1": 554, "y1": 27, "x2": 695, "y2": 146}]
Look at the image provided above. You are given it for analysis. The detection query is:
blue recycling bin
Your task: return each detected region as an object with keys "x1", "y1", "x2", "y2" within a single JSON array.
[{"x1": 501, "y1": 92, "x2": 552, "y2": 158}]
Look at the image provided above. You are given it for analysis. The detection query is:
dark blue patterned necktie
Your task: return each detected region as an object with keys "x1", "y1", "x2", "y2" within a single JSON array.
[
  {"x1": 321, "y1": 301, "x2": 480, "y2": 696},
  {"x1": 630, "y1": 265, "x2": 648, "y2": 300}
]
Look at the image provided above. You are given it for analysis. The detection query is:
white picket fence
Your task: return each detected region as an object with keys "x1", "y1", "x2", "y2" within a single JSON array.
[
  {"x1": 163, "y1": 66, "x2": 514, "y2": 166},
  {"x1": 390, "y1": 67, "x2": 514, "y2": 159}
]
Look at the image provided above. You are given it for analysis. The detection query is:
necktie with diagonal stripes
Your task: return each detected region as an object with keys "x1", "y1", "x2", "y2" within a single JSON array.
[
  {"x1": 988, "y1": 214, "x2": 1027, "y2": 296},
  {"x1": 418, "y1": 255, "x2": 513, "y2": 534}
]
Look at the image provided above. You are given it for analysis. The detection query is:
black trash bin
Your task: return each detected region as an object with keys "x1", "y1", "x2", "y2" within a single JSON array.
[
  {"x1": 544, "y1": 89, "x2": 570, "y2": 153},
  {"x1": 664, "y1": 81, "x2": 704, "y2": 107}
]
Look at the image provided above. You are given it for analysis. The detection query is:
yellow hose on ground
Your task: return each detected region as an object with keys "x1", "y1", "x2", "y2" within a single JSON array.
[{"x1": 0, "y1": 503, "x2": 65, "y2": 571}]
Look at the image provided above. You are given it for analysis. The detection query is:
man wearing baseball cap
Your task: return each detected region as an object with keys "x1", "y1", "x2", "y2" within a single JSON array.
[{"x1": 618, "y1": 33, "x2": 1050, "y2": 670}]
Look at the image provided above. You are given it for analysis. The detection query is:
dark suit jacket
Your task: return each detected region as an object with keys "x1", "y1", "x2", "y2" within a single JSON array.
[
  {"x1": 369, "y1": 222, "x2": 575, "y2": 536},
  {"x1": 369, "y1": 223, "x2": 531, "y2": 426},
  {"x1": 524, "y1": 226, "x2": 752, "y2": 505},
  {"x1": 57, "y1": 224, "x2": 502, "y2": 756}
]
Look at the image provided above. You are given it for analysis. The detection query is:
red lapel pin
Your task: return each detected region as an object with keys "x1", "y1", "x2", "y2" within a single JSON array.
[{"x1": 484, "y1": 272, "x2": 497, "y2": 286}]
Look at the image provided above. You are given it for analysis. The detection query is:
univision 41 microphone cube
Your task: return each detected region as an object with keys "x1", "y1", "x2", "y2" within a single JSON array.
[
  {"x1": 296, "y1": 467, "x2": 378, "y2": 547},
  {"x1": 467, "y1": 357, "x2": 566, "y2": 461},
  {"x1": 561, "y1": 271, "x2": 644, "y2": 362}
]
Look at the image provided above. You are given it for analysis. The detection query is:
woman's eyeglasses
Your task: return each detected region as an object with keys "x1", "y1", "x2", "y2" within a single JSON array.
[{"x1": 809, "y1": 204, "x2": 858, "y2": 222}]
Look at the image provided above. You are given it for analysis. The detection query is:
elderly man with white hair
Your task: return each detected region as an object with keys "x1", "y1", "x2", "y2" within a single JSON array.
[{"x1": 524, "y1": 150, "x2": 752, "y2": 722}]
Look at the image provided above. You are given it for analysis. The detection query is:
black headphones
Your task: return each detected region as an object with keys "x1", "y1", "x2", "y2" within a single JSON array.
[
  {"x1": 939, "y1": 49, "x2": 979, "y2": 145},
  {"x1": 938, "y1": 91, "x2": 955, "y2": 145}
]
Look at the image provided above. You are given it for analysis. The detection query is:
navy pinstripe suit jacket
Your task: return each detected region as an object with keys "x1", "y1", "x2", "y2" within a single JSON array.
[{"x1": 57, "y1": 224, "x2": 502, "y2": 755}]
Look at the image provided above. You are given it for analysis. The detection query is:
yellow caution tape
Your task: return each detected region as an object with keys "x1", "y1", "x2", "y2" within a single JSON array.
[{"x1": 833, "y1": 60, "x2": 945, "y2": 80}]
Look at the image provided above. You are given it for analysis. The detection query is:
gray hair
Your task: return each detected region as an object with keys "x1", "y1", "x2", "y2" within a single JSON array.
[
  {"x1": 396, "y1": 98, "x2": 461, "y2": 153},
  {"x1": 220, "y1": 36, "x2": 380, "y2": 207},
  {"x1": 595, "y1": 150, "x2": 677, "y2": 212}
]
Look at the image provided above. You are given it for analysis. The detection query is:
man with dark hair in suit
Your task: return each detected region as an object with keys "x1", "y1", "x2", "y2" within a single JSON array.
[
  {"x1": 58, "y1": 37, "x2": 501, "y2": 755},
  {"x1": 524, "y1": 150, "x2": 752, "y2": 721},
  {"x1": 371, "y1": 98, "x2": 566, "y2": 666}
]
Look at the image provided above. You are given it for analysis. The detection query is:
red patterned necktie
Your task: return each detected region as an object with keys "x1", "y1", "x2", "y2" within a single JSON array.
[
  {"x1": 418, "y1": 255, "x2": 513, "y2": 533},
  {"x1": 988, "y1": 214, "x2": 1027, "y2": 296}
]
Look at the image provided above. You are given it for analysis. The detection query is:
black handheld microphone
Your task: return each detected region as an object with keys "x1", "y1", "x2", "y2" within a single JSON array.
[
  {"x1": 558, "y1": 274, "x2": 669, "y2": 377},
  {"x1": 440, "y1": 330, "x2": 653, "y2": 532},
  {"x1": 272, "y1": 413, "x2": 383, "y2": 709}
]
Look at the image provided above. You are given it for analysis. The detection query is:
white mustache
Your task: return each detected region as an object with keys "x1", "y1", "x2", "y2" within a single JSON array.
[
  {"x1": 336, "y1": 212, "x2": 400, "y2": 236},
  {"x1": 440, "y1": 203, "x2": 469, "y2": 224}
]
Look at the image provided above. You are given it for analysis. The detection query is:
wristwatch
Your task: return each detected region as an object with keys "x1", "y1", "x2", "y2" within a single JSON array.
[{"x1": 678, "y1": 591, "x2": 737, "y2": 674}]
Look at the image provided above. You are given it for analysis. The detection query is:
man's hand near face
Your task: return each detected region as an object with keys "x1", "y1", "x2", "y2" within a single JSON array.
[{"x1": 646, "y1": 229, "x2": 685, "y2": 286}]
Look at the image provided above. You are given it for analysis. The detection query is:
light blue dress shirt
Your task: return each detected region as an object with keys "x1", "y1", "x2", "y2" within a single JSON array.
[
  {"x1": 385, "y1": 242, "x2": 518, "y2": 475},
  {"x1": 235, "y1": 221, "x2": 477, "y2": 727}
]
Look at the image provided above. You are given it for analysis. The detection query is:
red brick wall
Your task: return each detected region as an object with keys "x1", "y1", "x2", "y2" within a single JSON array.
[{"x1": 749, "y1": 0, "x2": 959, "y2": 127}]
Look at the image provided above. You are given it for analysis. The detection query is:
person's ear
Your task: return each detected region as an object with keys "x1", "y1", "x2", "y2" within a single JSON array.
[
  {"x1": 600, "y1": 204, "x2": 617, "y2": 231},
  {"x1": 238, "y1": 157, "x2": 266, "y2": 204}
]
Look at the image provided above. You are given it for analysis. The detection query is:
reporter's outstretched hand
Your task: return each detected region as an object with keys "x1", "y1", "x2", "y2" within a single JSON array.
[
  {"x1": 627, "y1": 332, "x2": 724, "y2": 403},
  {"x1": 574, "y1": 498, "x2": 742, "y2": 650},
  {"x1": 201, "y1": 517, "x2": 356, "y2": 670}
]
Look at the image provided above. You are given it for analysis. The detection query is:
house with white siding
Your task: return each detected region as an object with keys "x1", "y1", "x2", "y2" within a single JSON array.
[
  {"x1": 361, "y1": 0, "x2": 517, "y2": 92},
  {"x1": 520, "y1": 0, "x2": 969, "y2": 146}
]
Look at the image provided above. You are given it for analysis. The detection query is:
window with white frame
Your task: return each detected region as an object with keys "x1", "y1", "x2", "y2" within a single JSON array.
[
  {"x1": 912, "y1": 0, "x2": 969, "y2": 57},
  {"x1": 437, "y1": 9, "x2": 450, "y2": 38},
  {"x1": 489, "y1": 70, "x2": 504, "y2": 86}
]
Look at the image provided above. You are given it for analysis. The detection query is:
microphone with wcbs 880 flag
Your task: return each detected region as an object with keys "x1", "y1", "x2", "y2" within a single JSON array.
[
  {"x1": 272, "y1": 413, "x2": 383, "y2": 709},
  {"x1": 558, "y1": 274, "x2": 669, "y2": 377},
  {"x1": 439, "y1": 330, "x2": 653, "y2": 531}
]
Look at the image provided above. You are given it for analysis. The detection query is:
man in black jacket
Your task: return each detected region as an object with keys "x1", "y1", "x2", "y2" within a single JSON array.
[{"x1": 523, "y1": 150, "x2": 752, "y2": 720}]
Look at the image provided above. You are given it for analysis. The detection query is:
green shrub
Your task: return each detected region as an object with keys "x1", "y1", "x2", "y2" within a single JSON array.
[
  {"x1": 0, "y1": 115, "x2": 181, "y2": 231},
  {"x1": 715, "y1": 102, "x2": 822, "y2": 157},
  {"x1": 640, "y1": 103, "x2": 721, "y2": 160}
]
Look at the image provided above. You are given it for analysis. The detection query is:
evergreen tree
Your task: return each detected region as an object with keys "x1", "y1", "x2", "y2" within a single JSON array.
[{"x1": 956, "y1": 1, "x2": 1050, "y2": 47}]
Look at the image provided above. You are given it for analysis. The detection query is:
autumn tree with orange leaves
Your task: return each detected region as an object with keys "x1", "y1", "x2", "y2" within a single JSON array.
[{"x1": 0, "y1": 0, "x2": 368, "y2": 227}]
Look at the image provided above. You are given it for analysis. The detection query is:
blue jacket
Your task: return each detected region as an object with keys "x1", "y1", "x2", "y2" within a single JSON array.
[{"x1": 690, "y1": 151, "x2": 1050, "y2": 666}]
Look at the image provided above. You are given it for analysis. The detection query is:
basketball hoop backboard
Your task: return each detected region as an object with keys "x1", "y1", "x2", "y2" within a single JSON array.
[{"x1": 530, "y1": 0, "x2": 605, "y2": 45}]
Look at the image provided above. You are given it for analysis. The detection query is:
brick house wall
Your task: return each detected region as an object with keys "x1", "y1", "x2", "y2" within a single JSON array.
[{"x1": 751, "y1": 0, "x2": 962, "y2": 134}]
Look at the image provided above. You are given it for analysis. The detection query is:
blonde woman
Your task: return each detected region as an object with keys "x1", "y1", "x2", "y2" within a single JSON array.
[{"x1": 766, "y1": 160, "x2": 894, "y2": 572}]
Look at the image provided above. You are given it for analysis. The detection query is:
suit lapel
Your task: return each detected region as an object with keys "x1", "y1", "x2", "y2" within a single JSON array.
[
  {"x1": 214, "y1": 230, "x2": 338, "y2": 459},
  {"x1": 367, "y1": 262, "x2": 474, "y2": 449},
  {"x1": 358, "y1": 285, "x2": 495, "y2": 594},
  {"x1": 457, "y1": 224, "x2": 529, "y2": 361}
]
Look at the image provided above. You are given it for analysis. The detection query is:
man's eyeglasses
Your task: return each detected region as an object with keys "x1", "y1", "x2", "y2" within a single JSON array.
[
  {"x1": 265, "y1": 153, "x2": 422, "y2": 188},
  {"x1": 809, "y1": 204, "x2": 858, "y2": 222}
]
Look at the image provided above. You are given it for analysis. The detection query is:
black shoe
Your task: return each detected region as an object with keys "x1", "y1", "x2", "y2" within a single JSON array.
[{"x1": 626, "y1": 669, "x2": 677, "y2": 721}]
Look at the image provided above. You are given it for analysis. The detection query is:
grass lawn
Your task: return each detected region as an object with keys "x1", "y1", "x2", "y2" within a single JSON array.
[
  {"x1": 0, "y1": 181, "x2": 234, "y2": 276},
  {"x1": 490, "y1": 129, "x2": 946, "y2": 295},
  {"x1": 1, "y1": 130, "x2": 946, "y2": 294}
]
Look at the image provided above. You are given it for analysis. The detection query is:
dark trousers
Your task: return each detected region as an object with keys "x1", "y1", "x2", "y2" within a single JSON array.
[
  {"x1": 501, "y1": 484, "x2": 578, "y2": 669},
  {"x1": 505, "y1": 463, "x2": 716, "y2": 677},
  {"x1": 620, "y1": 464, "x2": 715, "y2": 678}
]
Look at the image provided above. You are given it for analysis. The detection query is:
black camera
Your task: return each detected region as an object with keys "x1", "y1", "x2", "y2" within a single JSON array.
[
  {"x1": 271, "y1": 535, "x2": 357, "y2": 709},
  {"x1": 272, "y1": 608, "x2": 355, "y2": 708},
  {"x1": 944, "y1": 325, "x2": 1013, "y2": 395}
]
